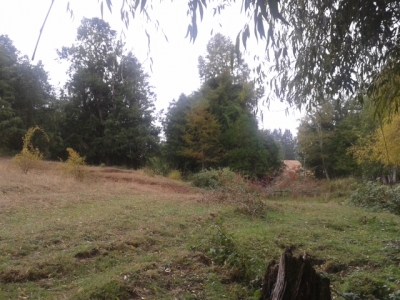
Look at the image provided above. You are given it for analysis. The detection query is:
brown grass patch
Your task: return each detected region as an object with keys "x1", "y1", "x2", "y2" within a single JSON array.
[{"x1": 0, "y1": 158, "x2": 201, "y2": 211}]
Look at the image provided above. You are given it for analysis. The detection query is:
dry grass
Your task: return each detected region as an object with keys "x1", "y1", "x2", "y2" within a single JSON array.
[{"x1": 1, "y1": 157, "x2": 400, "y2": 299}]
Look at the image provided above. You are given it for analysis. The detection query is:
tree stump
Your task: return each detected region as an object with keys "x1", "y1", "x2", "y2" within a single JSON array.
[{"x1": 260, "y1": 249, "x2": 332, "y2": 300}]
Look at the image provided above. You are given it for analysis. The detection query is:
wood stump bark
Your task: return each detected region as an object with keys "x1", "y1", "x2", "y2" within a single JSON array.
[{"x1": 260, "y1": 249, "x2": 331, "y2": 300}]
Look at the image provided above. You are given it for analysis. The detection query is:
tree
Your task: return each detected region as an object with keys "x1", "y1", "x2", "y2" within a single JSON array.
[
  {"x1": 0, "y1": 35, "x2": 55, "y2": 154},
  {"x1": 164, "y1": 34, "x2": 282, "y2": 177},
  {"x1": 351, "y1": 114, "x2": 400, "y2": 183},
  {"x1": 163, "y1": 93, "x2": 197, "y2": 171},
  {"x1": 59, "y1": 18, "x2": 158, "y2": 167},
  {"x1": 198, "y1": 33, "x2": 249, "y2": 84},
  {"x1": 47, "y1": 0, "x2": 400, "y2": 116},
  {"x1": 0, "y1": 36, "x2": 22, "y2": 152},
  {"x1": 181, "y1": 101, "x2": 222, "y2": 170},
  {"x1": 271, "y1": 129, "x2": 297, "y2": 160},
  {"x1": 297, "y1": 99, "x2": 362, "y2": 179}
]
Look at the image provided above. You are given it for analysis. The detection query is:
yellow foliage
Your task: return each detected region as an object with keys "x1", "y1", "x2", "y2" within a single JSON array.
[
  {"x1": 168, "y1": 170, "x2": 182, "y2": 181},
  {"x1": 181, "y1": 101, "x2": 222, "y2": 169},
  {"x1": 350, "y1": 114, "x2": 400, "y2": 167},
  {"x1": 14, "y1": 126, "x2": 49, "y2": 174},
  {"x1": 62, "y1": 148, "x2": 87, "y2": 180}
]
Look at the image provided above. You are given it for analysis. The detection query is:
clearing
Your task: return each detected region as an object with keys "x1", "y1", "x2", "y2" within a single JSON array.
[{"x1": 1, "y1": 158, "x2": 400, "y2": 299}]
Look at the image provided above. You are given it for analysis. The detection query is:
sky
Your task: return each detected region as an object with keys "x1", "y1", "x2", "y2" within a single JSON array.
[{"x1": 0, "y1": 0, "x2": 301, "y2": 134}]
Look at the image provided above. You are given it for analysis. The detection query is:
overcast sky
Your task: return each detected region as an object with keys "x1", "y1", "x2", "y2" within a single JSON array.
[{"x1": 0, "y1": 0, "x2": 301, "y2": 134}]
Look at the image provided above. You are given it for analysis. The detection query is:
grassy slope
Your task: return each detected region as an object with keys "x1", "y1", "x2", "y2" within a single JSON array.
[{"x1": 0, "y1": 158, "x2": 399, "y2": 299}]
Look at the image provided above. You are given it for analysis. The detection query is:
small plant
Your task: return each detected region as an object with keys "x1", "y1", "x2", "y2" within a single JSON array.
[
  {"x1": 203, "y1": 222, "x2": 261, "y2": 286},
  {"x1": 62, "y1": 148, "x2": 87, "y2": 180},
  {"x1": 167, "y1": 170, "x2": 182, "y2": 180},
  {"x1": 13, "y1": 126, "x2": 49, "y2": 174},
  {"x1": 146, "y1": 157, "x2": 170, "y2": 176},
  {"x1": 343, "y1": 272, "x2": 396, "y2": 299},
  {"x1": 349, "y1": 182, "x2": 400, "y2": 215},
  {"x1": 191, "y1": 168, "x2": 236, "y2": 189}
]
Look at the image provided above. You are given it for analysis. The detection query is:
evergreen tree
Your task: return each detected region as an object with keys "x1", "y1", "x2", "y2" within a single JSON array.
[
  {"x1": 162, "y1": 93, "x2": 197, "y2": 171},
  {"x1": 0, "y1": 35, "x2": 55, "y2": 154},
  {"x1": 164, "y1": 34, "x2": 282, "y2": 177},
  {"x1": 59, "y1": 18, "x2": 158, "y2": 167},
  {"x1": 271, "y1": 129, "x2": 297, "y2": 160},
  {"x1": 297, "y1": 99, "x2": 362, "y2": 179}
]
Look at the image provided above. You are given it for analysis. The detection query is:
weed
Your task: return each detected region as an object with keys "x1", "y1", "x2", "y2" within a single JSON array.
[
  {"x1": 197, "y1": 222, "x2": 262, "y2": 289},
  {"x1": 13, "y1": 126, "x2": 49, "y2": 174}
]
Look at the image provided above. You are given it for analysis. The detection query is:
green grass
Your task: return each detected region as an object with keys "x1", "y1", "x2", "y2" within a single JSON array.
[{"x1": 1, "y1": 160, "x2": 400, "y2": 299}]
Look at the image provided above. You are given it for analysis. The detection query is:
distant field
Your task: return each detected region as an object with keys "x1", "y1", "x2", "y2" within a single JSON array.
[{"x1": 1, "y1": 158, "x2": 400, "y2": 299}]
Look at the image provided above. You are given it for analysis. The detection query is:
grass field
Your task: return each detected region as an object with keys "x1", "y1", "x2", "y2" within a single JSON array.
[{"x1": 1, "y1": 158, "x2": 400, "y2": 299}]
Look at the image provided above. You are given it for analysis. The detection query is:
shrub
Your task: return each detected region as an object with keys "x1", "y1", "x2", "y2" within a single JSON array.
[
  {"x1": 168, "y1": 170, "x2": 182, "y2": 180},
  {"x1": 194, "y1": 168, "x2": 268, "y2": 217},
  {"x1": 61, "y1": 148, "x2": 87, "y2": 180},
  {"x1": 146, "y1": 157, "x2": 170, "y2": 176},
  {"x1": 201, "y1": 223, "x2": 262, "y2": 287},
  {"x1": 13, "y1": 126, "x2": 49, "y2": 174},
  {"x1": 349, "y1": 182, "x2": 400, "y2": 215},
  {"x1": 191, "y1": 168, "x2": 236, "y2": 189}
]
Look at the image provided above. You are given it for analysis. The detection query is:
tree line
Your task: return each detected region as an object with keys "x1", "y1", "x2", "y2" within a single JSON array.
[{"x1": 1, "y1": 18, "x2": 296, "y2": 178}]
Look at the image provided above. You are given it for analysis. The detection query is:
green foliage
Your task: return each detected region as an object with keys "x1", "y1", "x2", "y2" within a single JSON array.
[
  {"x1": 193, "y1": 168, "x2": 268, "y2": 217},
  {"x1": 59, "y1": 18, "x2": 159, "y2": 167},
  {"x1": 164, "y1": 35, "x2": 282, "y2": 177},
  {"x1": 13, "y1": 126, "x2": 49, "y2": 174},
  {"x1": 0, "y1": 35, "x2": 56, "y2": 154},
  {"x1": 205, "y1": 223, "x2": 261, "y2": 286},
  {"x1": 349, "y1": 182, "x2": 400, "y2": 215},
  {"x1": 211, "y1": 185, "x2": 268, "y2": 218},
  {"x1": 343, "y1": 272, "x2": 396, "y2": 299},
  {"x1": 198, "y1": 33, "x2": 250, "y2": 83},
  {"x1": 297, "y1": 99, "x2": 362, "y2": 179},
  {"x1": 271, "y1": 128, "x2": 297, "y2": 160},
  {"x1": 191, "y1": 168, "x2": 235, "y2": 189},
  {"x1": 163, "y1": 93, "x2": 197, "y2": 172},
  {"x1": 146, "y1": 156, "x2": 170, "y2": 176},
  {"x1": 73, "y1": 280, "x2": 136, "y2": 300}
]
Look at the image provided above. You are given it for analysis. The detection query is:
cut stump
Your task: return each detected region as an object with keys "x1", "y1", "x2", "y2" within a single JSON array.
[{"x1": 260, "y1": 249, "x2": 331, "y2": 300}]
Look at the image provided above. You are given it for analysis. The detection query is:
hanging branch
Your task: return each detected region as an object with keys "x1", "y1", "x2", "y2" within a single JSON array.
[{"x1": 32, "y1": 0, "x2": 55, "y2": 60}]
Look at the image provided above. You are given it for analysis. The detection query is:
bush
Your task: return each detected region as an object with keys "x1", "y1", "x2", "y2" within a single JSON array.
[
  {"x1": 146, "y1": 157, "x2": 170, "y2": 176},
  {"x1": 203, "y1": 223, "x2": 261, "y2": 286},
  {"x1": 191, "y1": 168, "x2": 236, "y2": 189},
  {"x1": 167, "y1": 170, "x2": 182, "y2": 180},
  {"x1": 13, "y1": 126, "x2": 49, "y2": 174},
  {"x1": 193, "y1": 168, "x2": 268, "y2": 218},
  {"x1": 349, "y1": 182, "x2": 400, "y2": 214},
  {"x1": 61, "y1": 148, "x2": 87, "y2": 180}
]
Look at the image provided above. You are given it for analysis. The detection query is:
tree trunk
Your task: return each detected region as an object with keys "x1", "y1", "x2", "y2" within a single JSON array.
[{"x1": 260, "y1": 249, "x2": 331, "y2": 300}]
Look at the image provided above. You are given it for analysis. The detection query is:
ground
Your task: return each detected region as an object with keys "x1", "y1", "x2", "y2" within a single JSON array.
[{"x1": 1, "y1": 157, "x2": 400, "y2": 299}]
